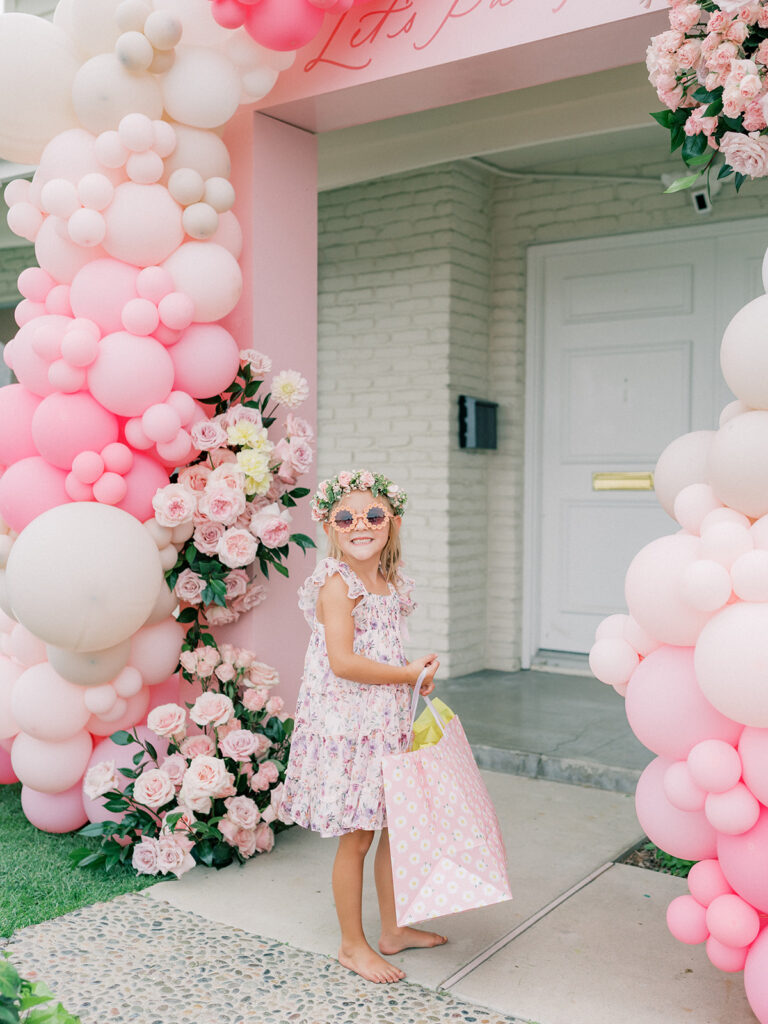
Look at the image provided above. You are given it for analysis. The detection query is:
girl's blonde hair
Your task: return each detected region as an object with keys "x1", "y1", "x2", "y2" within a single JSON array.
[{"x1": 326, "y1": 495, "x2": 403, "y2": 586}]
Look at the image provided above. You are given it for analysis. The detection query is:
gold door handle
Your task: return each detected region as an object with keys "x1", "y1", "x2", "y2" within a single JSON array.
[{"x1": 592, "y1": 472, "x2": 654, "y2": 492}]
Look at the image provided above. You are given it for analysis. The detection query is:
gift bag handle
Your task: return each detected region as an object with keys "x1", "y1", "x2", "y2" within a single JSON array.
[{"x1": 407, "y1": 667, "x2": 445, "y2": 747}]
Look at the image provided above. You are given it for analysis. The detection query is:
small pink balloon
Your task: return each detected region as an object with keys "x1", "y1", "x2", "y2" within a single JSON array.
[
  {"x1": 61, "y1": 330, "x2": 100, "y2": 368},
  {"x1": 15, "y1": 300, "x2": 46, "y2": 327},
  {"x1": 83, "y1": 684, "x2": 117, "y2": 715},
  {"x1": 65, "y1": 474, "x2": 93, "y2": 502},
  {"x1": 94, "y1": 129, "x2": 128, "y2": 169},
  {"x1": 86, "y1": 686, "x2": 150, "y2": 736},
  {"x1": 7, "y1": 202, "x2": 43, "y2": 241},
  {"x1": 666, "y1": 894, "x2": 709, "y2": 944},
  {"x1": 11, "y1": 663, "x2": 90, "y2": 741},
  {"x1": 169, "y1": 323, "x2": 240, "y2": 398},
  {"x1": 243, "y1": 0, "x2": 325, "y2": 49},
  {"x1": 0, "y1": 457, "x2": 70, "y2": 533},
  {"x1": 101, "y1": 442, "x2": 133, "y2": 475},
  {"x1": 701, "y1": 522, "x2": 754, "y2": 570},
  {"x1": 142, "y1": 403, "x2": 182, "y2": 444},
  {"x1": 68, "y1": 208, "x2": 106, "y2": 248},
  {"x1": 0, "y1": 745, "x2": 18, "y2": 784},
  {"x1": 706, "y1": 893, "x2": 760, "y2": 949},
  {"x1": 11, "y1": 730, "x2": 92, "y2": 794},
  {"x1": 18, "y1": 267, "x2": 55, "y2": 303},
  {"x1": 7, "y1": 625, "x2": 47, "y2": 668},
  {"x1": 588, "y1": 637, "x2": 638, "y2": 687},
  {"x1": 118, "y1": 112, "x2": 154, "y2": 152},
  {"x1": 158, "y1": 291, "x2": 194, "y2": 330},
  {"x1": 31, "y1": 319, "x2": 65, "y2": 361},
  {"x1": 32, "y1": 391, "x2": 119, "y2": 470},
  {"x1": 732, "y1": 550, "x2": 768, "y2": 602},
  {"x1": 664, "y1": 760, "x2": 706, "y2": 812},
  {"x1": 72, "y1": 450, "x2": 105, "y2": 484},
  {"x1": 0, "y1": 385, "x2": 41, "y2": 464},
  {"x1": 116, "y1": 453, "x2": 172, "y2": 521},
  {"x1": 156, "y1": 429, "x2": 193, "y2": 465},
  {"x1": 93, "y1": 472, "x2": 128, "y2": 505},
  {"x1": 706, "y1": 784, "x2": 760, "y2": 835},
  {"x1": 124, "y1": 418, "x2": 153, "y2": 450},
  {"x1": 88, "y1": 332, "x2": 174, "y2": 417},
  {"x1": 78, "y1": 173, "x2": 114, "y2": 211},
  {"x1": 136, "y1": 266, "x2": 174, "y2": 303},
  {"x1": 128, "y1": 617, "x2": 184, "y2": 686},
  {"x1": 47, "y1": 360, "x2": 86, "y2": 394},
  {"x1": 688, "y1": 859, "x2": 734, "y2": 907},
  {"x1": 21, "y1": 782, "x2": 87, "y2": 834},
  {"x1": 688, "y1": 739, "x2": 743, "y2": 794},
  {"x1": 154, "y1": 324, "x2": 181, "y2": 347},
  {"x1": 102, "y1": 182, "x2": 184, "y2": 268},
  {"x1": 636, "y1": 756, "x2": 718, "y2": 860},
  {"x1": 121, "y1": 297, "x2": 160, "y2": 336},
  {"x1": 719, "y1": 807, "x2": 768, "y2": 910},
  {"x1": 40, "y1": 178, "x2": 79, "y2": 218},
  {"x1": 36, "y1": 215, "x2": 105, "y2": 285},
  {"x1": 126, "y1": 151, "x2": 164, "y2": 185},
  {"x1": 674, "y1": 484, "x2": 723, "y2": 535},
  {"x1": 708, "y1": 935, "x2": 749, "y2": 972},
  {"x1": 113, "y1": 666, "x2": 143, "y2": 698},
  {"x1": 47, "y1": 289, "x2": 73, "y2": 319},
  {"x1": 70, "y1": 258, "x2": 140, "y2": 334},
  {"x1": 680, "y1": 560, "x2": 732, "y2": 613},
  {"x1": 165, "y1": 390, "x2": 198, "y2": 426}
]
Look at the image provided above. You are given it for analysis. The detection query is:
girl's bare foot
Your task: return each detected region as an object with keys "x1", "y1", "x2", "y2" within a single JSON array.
[
  {"x1": 338, "y1": 941, "x2": 406, "y2": 983},
  {"x1": 379, "y1": 926, "x2": 448, "y2": 954}
]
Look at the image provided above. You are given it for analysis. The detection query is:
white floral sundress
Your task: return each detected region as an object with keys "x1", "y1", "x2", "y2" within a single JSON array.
[{"x1": 280, "y1": 557, "x2": 415, "y2": 838}]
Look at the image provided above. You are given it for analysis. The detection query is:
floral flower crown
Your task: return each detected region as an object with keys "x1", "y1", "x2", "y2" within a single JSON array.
[{"x1": 310, "y1": 470, "x2": 407, "y2": 522}]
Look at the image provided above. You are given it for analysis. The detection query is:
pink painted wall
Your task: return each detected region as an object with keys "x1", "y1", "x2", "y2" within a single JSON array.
[{"x1": 221, "y1": 111, "x2": 318, "y2": 710}]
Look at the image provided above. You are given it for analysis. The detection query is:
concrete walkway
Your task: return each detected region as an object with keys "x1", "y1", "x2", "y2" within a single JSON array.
[{"x1": 4, "y1": 770, "x2": 756, "y2": 1023}]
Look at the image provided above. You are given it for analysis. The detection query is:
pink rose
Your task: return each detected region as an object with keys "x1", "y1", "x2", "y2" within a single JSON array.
[
  {"x1": 181, "y1": 734, "x2": 216, "y2": 759},
  {"x1": 217, "y1": 717, "x2": 242, "y2": 740},
  {"x1": 209, "y1": 447, "x2": 238, "y2": 467},
  {"x1": 676, "y1": 40, "x2": 702, "y2": 70},
  {"x1": 259, "y1": 761, "x2": 279, "y2": 785},
  {"x1": 152, "y1": 484, "x2": 196, "y2": 527},
  {"x1": 157, "y1": 836, "x2": 195, "y2": 878},
  {"x1": 215, "y1": 660, "x2": 236, "y2": 683},
  {"x1": 224, "y1": 794, "x2": 260, "y2": 830},
  {"x1": 219, "y1": 818, "x2": 240, "y2": 846},
  {"x1": 233, "y1": 648, "x2": 254, "y2": 670},
  {"x1": 249, "y1": 759, "x2": 275, "y2": 791},
  {"x1": 253, "y1": 822, "x2": 275, "y2": 853},
  {"x1": 217, "y1": 528, "x2": 257, "y2": 568},
  {"x1": 183, "y1": 754, "x2": 233, "y2": 798},
  {"x1": 225, "y1": 405, "x2": 264, "y2": 430},
  {"x1": 720, "y1": 130, "x2": 768, "y2": 176},
  {"x1": 286, "y1": 437, "x2": 312, "y2": 476},
  {"x1": 235, "y1": 828, "x2": 258, "y2": 858},
  {"x1": 359, "y1": 471, "x2": 375, "y2": 489},
  {"x1": 232, "y1": 581, "x2": 267, "y2": 616},
  {"x1": 225, "y1": 569, "x2": 248, "y2": 599},
  {"x1": 256, "y1": 516, "x2": 290, "y2": 549},
  {"x1": 239, "y1": 349, "x2": 272, "y2": 375},
  {"x1": 132, "y1": 838, "x2": 160, "y2": 875},
  {"x1": 242, "y1": 687, "x2": 267, "y2": 712},
  {"x1": 147, "y1": 704, "x2": 187, "y2": 741},
  {"x1": 195, "y1": 646, "x2": 221, "y2": 678},
  {"x1": 743, "y1": 98, "x2": 767, "y2": 129},
  {"x1": 209, "y1": 463, "x2": 247, "y2": 491},
  {"x1": 285, "y1": 414, "x2": 313, "y2": 441},
  {"x1": 337, "y1": 471, "x2": 352, "y2": 488},
  {"x1": 159, "y1": 754, "x2": 187, "y2": 788},
  {"x1": 265, "y1": 696, "x2": 285, "y2": 718},
  {"x1": 179, "y1": 650, "x2": 198, "y2": 676},
  {"x1": 219, "y1": 729, "x2": 259, "y2": 762},
  {"x1": 247, "y1": 663, "x2": 280, "y2": 688},
  {"x1": 178, "y1": 464, "x2": 211, "y2": 492},
  {"x1": 190, "y1": 692, "x2": 234, "y2": 727},
  {"x1": 133, "y1": 768, "x2": 175, "y2": 810},
  {"x1": 83, "y1": 760, "x2": 118, "y2": 800},
  {"x1": 174, "y1": 568, "x2": 205, "y2": 605},
  {"x1": 199, "y1": 486, "x2": 246, "y2": 526},
  {"x1": 193, "y1": 520, "x2": 226, "y2": 555},
  {"x1": 161, "y1": 806, "x2": 196, "y2": 840},
  {"x1": 204, "y1": 604, "x2": 239, "y2": 626},
  {"x1": 190, "y1": 419, "x2": 228, "y2": 451}
]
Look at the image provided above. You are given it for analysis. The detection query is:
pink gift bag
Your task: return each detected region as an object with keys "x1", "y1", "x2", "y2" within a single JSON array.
[{"x1": 382, "y1": 674, "x2": 513, "y2": 926}]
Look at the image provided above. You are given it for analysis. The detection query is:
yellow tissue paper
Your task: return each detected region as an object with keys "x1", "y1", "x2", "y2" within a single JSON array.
[{"x1": 411, "y1": 698, "x2": 455, "y2": 750}]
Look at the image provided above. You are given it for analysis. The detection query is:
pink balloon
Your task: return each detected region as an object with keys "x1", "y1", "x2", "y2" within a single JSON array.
[
  {"x1": 70, "y1": 258, "x2": 140, "y2": 334},
  {"x1": 11, "y1": 730, "x2": 92, "y2": 794},
  {"x1": 625, "y1": 646, "x2": 742, "y2": 760},
  {"x1": 688, "y1": 859, "x2": 734, "y2": 907},
  {"x1": 169, "y1": 323, "x2": 241, "y2": 398},
  {"x1": 739, "y1": 727, "x2": 768, "y2": 806},
  {"x1": 128, "y1": 618, "x2": 184, "y2": 686},
  {"x1": 72, "y1": 450, "x2": 104, "y2": 484},
  {"x1": 89, "y1": 332, "x2": 174, "y2": 416},
  {"x1": 666, "y1": 894, "x2": 709, "y2": 944},
  {"x1": 696, "y1": 603, "x2": 768, "y2": 727},
  {"x1": 664, "y1": 760, "x2": 706, "y2": 812},
  {"x1": 243, "y1": 0, "x2": 325, "y2": 49},
  {"x1": 31, "y1": 129, "x2": 118, "y2": 206},
  {"x1": 11, "y1": 663, "x2": 90, "y2": 741},
  {"x1": 86, "y1": 686, "x2": 150, "y2": 736},
  {"x1": 82, "y1": 724, "x2": 168, "y2": 824},
  {"x1": 142, "y1": 403, "x2": 181, "y2": 444},
  {"x1": 93, "y1": 472, "x2": 128, "y2": 505},
  {"x1": 688, "y1": 739, "x2": 743, "y2": 794},
  {"x1": 0, "y1": 745, "x2": 18, "y2": 784},
  {"x1": 0, "y1": 385, "x2": 41, "y2": 464},
  {"x1": 122, "y1": 297, "x2": 159, "y2": 336},
  {"x1": 7, "y1": 317, "x2": 72, "y2": 397},
  {"x1": 0, "y1": 657, "x2": 23, "y2": 741},
  {"x1": 147, "y1": 673, "x2": 180, "y2": 711},
  {"x1": 102, "y1": 442, "x2": 133, "y2": 475},
  {"x1": 0, "y1": 457, "x2": 70, "y2": 533},
  {"x1": 102, "y1": 182, "x2": 184, "y2": 268},
  {"x1": 635, "y1": 756, "x2": 718, "y2": 860},
  {"x1": 719, "y1": 807, "x2": 768, "y2": 911},
  {"x1": 708, "y1": 935, "x2": 749, "y2": 973},
  {"x1": 745, "y1": 928, "x2": 768, "y2": 1019},
  {"x1": 21, "y1": 782, "x2": 87, "y2": 833},
  {"x1": 7, "y1": 625, "x2": 47, "y2": 668},
  {"x1": 35, "y1": 216, "x2": 105, "y2": 284},
  {"x1": 115, "y1": 452, "x2": 171, "y2": 521},
  {"x1": 706, "y1": 893, "x2": 761, "y2": 949},
  {"x1": 18, "y1": 267, "x2": 55, "y2": 303},
  {"x1": 31, "y1": 391, "x2": 119, "y2": 469},
  {"x1": 706, "y1": 784, "x2": 761, "y2": 836}
]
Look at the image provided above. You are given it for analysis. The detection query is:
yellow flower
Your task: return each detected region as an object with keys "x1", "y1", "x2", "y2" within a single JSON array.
[
  {"x1": 227, "y1": 421, "x2": 261, "y2": 448},
  {"x1": 245, "y1": 475, "x2": 271, "y2": 497},
  {"x1": 237, "y1": 449, "x2": 270, "y2": 479}
]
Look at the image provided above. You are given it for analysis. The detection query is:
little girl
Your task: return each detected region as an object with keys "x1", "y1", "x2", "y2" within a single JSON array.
[{"x1": 280, "y1": 469, "x2": 445, "y2": 984}]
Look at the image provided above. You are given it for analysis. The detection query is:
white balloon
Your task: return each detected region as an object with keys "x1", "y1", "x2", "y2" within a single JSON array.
[
  {"x1": 115, "y1": 31, "x2": 155, "y2": 72},
  {"x1": 72, "y1": 53, "x2": 163, "y2": 134},
  {"x1": 144, "y1": 11, "x2": 183, "y2": 50},
  {"x1": 183, "y1": 202, "x2": 219, "y2": 239},
  {"x1": 152, "y1": 0, "x2": 231, "y2": 47},
  {"x1": 54, "y1": 0, "x2": 123, "y2": 58},
  {"x1": 144, "y1": 582, "x2": 177, "y2": 626},
  {"x1": 696, "y1": 603, "x2": 768, "y2": 726},
  {"x1": 721, "y1": 294, "x2": 768, "y2": 409},
  {"x1": 654, "y1": 431, "x2": 714, "y2": 519},
  {"x1": 162, "y1": 124, "x2": 231, "y2": 182},
  {"x1": 47, "y1": 639, "x2": 131, "y2": 686},
  {"x1": 0, "y1": 15, "x2": 81, "y2": 163},
  {"x1": 709, "y1": 411, "x2": 768, "y2": 518},
  {"x1": 732, "y1": 550, "x2": 768, "y2": 602},
  {"x1": 720, "y1": 400, "x2": 750, "y2": 427},
  {"x1": 6, "y1": 504, "x2": 163, "y2": 652},
  {"x1": 161, "y1": 48, "x2": 241, "y2": 129},
  {"x1": 163, "y1": 241, "x2": 242, "y2": 323}
]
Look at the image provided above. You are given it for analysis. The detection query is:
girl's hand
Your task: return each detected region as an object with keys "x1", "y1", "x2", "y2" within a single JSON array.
[{"x1": 407, "y1": 654, "x2": 439, "y2": 693}]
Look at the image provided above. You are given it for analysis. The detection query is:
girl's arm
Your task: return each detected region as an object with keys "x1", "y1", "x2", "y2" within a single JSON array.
[{"x1": 318, "y1": 574, "x2": 438, "y2": 687}]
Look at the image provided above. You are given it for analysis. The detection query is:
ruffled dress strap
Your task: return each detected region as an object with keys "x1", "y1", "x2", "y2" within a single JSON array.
[
  {"x1": 298, "y1": 558, "x2": 367, "y2": 626},
  {"x1": 393, "y1": 566, "x2": 416, "y2": 618}
]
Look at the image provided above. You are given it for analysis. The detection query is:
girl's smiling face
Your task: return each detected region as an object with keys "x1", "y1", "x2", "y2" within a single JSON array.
[{"x1": 324, "y1": 489, "x2": 400, "y2": 568}]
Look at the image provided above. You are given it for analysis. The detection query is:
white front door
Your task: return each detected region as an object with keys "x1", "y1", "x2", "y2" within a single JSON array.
[{"x1": 527, "y1": 220, "x2": 768, "y2": 659}]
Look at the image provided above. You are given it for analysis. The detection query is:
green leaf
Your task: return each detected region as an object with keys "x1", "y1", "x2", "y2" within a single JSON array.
[
  {"x1": 109, "y1": 730, "x2": 134, "y2": 746},
  {"x1": 721, "y1": 114, "x2": 744, "y2": 132},
  {"x1": 650, "y1": 109, "x2": 675, "y2": 129},
  {"x1": 0, "y1": 961, "x2": 21, "y2": 999},
  {"x1": 289, "y1": 487, "x2": 310, "y2": 499},
  {"x1": 244, "y1": 381, "x2": 260, "y2": 398},
  {"x1": 735, "y1": 171, "x2": 747, "y2": 192},
  {"x1": 692, "y1": 85, "x2": 720, "y2": 104},
  {"x1": 0, "y1": 1007, "x2": 18, "y2": 1024},
  {"x1": 280, "y1": 494, "x2": 296, "y2": 508},
  {"x1": 290, "y1": 533, "x2": 316, "y2": 551},
  {"x1": 704, "y1": 98, "x2": 723, "y2": 117},
  {"x1": 681, "y1": 131, "x2": 709, "y2": 166},
  {"x1": 272, "y1": 561, "x2": 289, "y2": 578},
  {"x1": 118, "y1": 767, "x2": 140, "y2": 779},
  {"x1": 77, "y1": 820, "x2": 118, "y2": 836},
  {"x1": 717, "y1": 162, "x2": 734, "y2": 180},
  {"x1": 176, "y1": 607, "x2": 198, "y2": 623},
  {"x1": 146, "y1": 742, "x2": 157, "y2": 760},
  {"x1": 663, "y1": 172, "x2": 702, "y2": 194},
  {"x1": 132, "y1": 751, "x2": 145, "y2": 765}
]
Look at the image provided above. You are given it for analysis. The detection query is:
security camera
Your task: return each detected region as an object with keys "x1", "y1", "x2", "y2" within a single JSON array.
[{"x1": 690, "y1": 187, "x2": 712, "y2": 214}]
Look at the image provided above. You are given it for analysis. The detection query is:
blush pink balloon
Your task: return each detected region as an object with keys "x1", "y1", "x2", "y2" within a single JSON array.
[
  {"x1": 147, "y1": 672, "x2": 180, "y2": 711},
  {"x1": 11, "y1": 663, "x2": 90, "y2": 741},
  {"x1": 696, "y1": 603, "x2": 768, "y2": 727},
  {"x1": 708, "y1": 936, "x2": 749, "y2": 972},
  {"x1": 128, "y1": 617, "x2": 184, "y2": 686},
  {"x1": 11, "y1": 730, "x2": 92, "y2": 794},
  {"x1": 21, "y1": 782, "x2": 87, "y2": 833},
  {"x1": 687, "y1": 739, "x2": 743, "y2": 794},
  {"x1": 0, "y1": 744, "x2": 18, "y2": 784},
  {"x1": 739, "y1": 727, "x2": 768, "y2": 806},
  {"x1": 588, "y1": 637, "x2": 638, "y2": 687},
  {"x1": 242, "y1": 0, "x2": 325, "y2": 49},
  {"x1": 664, "y1": 760, "x2": 706, "y2": 812},
  {"x1": 666, "y1": 894, "x2": 709, "y2": 944},
  {"x1": 102, "y1": 182, "x2": 184, "y2": 268},
  {"x1": 70, "y1": 258, "x2": 140, "y2": 334},
  {"x1": 706, "y1": 784, "x2": 761, "y2": 836},
  {"x1": 688, "y1": 859, "x2": 734, "y2": 907},
  {"x1": 89, "y1": 332, "x2": 174, "y2": 416},
  {"x1": 636, "y1": 756, "x2": 718, "y2": 860},
  {"x1": 625, "y1": 645, "x2": 742, "y2": 760},
  {"x1": 7, "y1": 317, "x2": 72, "y2": 397},
  {"x1": 115, "y1": 453, "x2": 171, "y2": 522},
  {"x1": 35, "y1": 216, "x2": 105, "y2": 285},
  {"x1": 706, "y1": 893, "x2": 761, "y2": 949},
  {"x1": 0, "y1": 657, "x2": 23, "y2": 740},
  {"x1": 745, "y1": 928, "x2": 768, "y2": 1020},
  {"x1": 0, "y1": 385, "x2": 41, "y2": 464},
  {"x1": 169, "y1": 323, "x2": 240, "y2": 398},
  {"x1": 719, "y1": 807, "x2": 768, "y2": 911},
  {"x1": 163, "y1": 242, "x2": 242, "y2": 323},
  {"x1": 625, "y1": 534, "x2": 715, "y2": 646},
  {"x1": 0, "y1": 457, "x2": 70, "y2": 533},
  {"x1": 86, "y1": 686, "x2": 150, "y2": 736},
  {"x1": 82, "y1": 724, "x2": 169, "y2": 824},
  {"x1": 7, "y1": 625, "x2": 47, "y2": 668},
  {"x1": 31, "y1": 391, "x2": 119, "y2": 469}
]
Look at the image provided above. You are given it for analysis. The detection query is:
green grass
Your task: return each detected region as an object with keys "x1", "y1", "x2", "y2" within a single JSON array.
[{"x1": 0, "y1": 783, "x2": 157, "y2": 939}]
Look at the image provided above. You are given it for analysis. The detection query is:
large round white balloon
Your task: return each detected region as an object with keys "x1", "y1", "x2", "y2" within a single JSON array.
[
  {"x1": 696, "y1": 603, "x2": 768, "y2": 726},
  {"x1": 721, "y1": 294, "x2": 768, "y2": 410},
  {"x1": 0, "y1": 15, "x2": 81, "y2": 163},
  {"x1": 161, "y1": 48, "x2": 241, "y2": 129},
  {"x1": 6, "y1": 504, "x2": 163, "y2": 652},
  {"x1": 46, "y1": 639, "x2": 131, "y2": 687},
  {"x1": 72, "y1": 54, "x2": 163, "y2": 133},
  {"x1": 162, "y1": 124, "x2": 231, "y2": 183},
  {"x1": 53, "y1": 0, "x2": 123, "y2": 58},
  {"x1": 163, "y1": 242, "x2": 242, "y2": 322},
  {"x1": 708, "y1": 411, "x2": 768, "y2": 518},
  {"x1": 654, "y1": 430, "x2": 714, "y2": 519},
  {"x1": 152, "y1": 0, "x2": 232, "y2": 47}
]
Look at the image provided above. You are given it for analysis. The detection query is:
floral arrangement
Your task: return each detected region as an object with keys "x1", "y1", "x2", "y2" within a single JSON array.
[
  {"x1": 648, "y1": 0, "x2": 768, "y2": 190},
  {"x1": 310, "y1": 469, "x2": 408, "y2": 522},
  {"x1": 0, "y1": 952, "x2": 81, "y2": 1024},
  {"x1": 153, "y1": 349, "x2": 315, "y2": 632},
  {"x1": 73, "y1": 641, "x2": 292, "y2": 876}
]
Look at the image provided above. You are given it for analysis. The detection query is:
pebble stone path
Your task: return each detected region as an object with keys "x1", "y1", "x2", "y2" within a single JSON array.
[{"x1": 1, "y1": 893, "x2": 526, "y2": 1024}]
